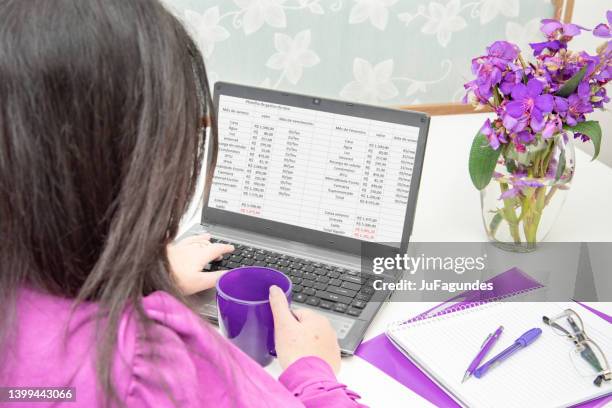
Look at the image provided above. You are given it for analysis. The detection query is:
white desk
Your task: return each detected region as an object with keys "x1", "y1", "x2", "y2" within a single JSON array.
[{"x1": 182, "y1": 113, "x2": 612, "y2": 407}]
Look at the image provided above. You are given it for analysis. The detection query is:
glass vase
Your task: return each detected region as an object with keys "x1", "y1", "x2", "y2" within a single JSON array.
[{"x1": 480, "y1": 134, "x2": 575, "y2": 252}]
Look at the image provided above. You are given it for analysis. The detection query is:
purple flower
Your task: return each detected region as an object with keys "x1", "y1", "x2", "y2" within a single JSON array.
[
  {"x1": 593, "y1": 11, "x2": 612, "y2": 38},
  {"x1": 564, "y1": 82, "x2": 594, "y2": 126},
  {"x1": 540, "y1": 54, "x2": 563, "y2": 73},
  {"x1": 480, "y1": 118, "x2": 495, "y2": 147},
  {"x1": 578, "y1": 52, "x2": 601, "y2": 77},
  {"x1": 487, "y1": 41, "x2": 519, "y2": 62},
  {"x1": 541, "y1": 122, "x2": 557, "y2": 139},
  {"x1": 463, "y1": 9, "x2": 611, "y2": 128},
  {"x1": 542, "y1": 116, "x2": 562, "y2": 139},
  {"x1": 566, "y1": 95, "x2": 593, "y2": 126},
  {"x1": 516, "y1": 130, "x2": 535, "y2": 144},
  {"x1": 499, "y1": 69, "x2": 524, "y2": 95},
  {"x1": 553, "y1": 96, "x2": 569, "y2": 113},
  {"x1": 471, "y1": 58, "x2": 503, "y2": 99},
  {"x1": 472, "y1": 61, "x2": 498, "y2": 92},
  {"x1": 499, "y1": 178, "x2": 545, "y2": 199},
  {"x1": 506, "y1": 78, "x2": 554, "y2": 132},
  {"x1": 466, "y1": 41, "x2": 521, "y2": 101},
  {"x1": 550, "y1": 58, "x2": 583, "y2": 83},
  {"x1": 530, "y1": 40, "x2": 566, "y2": 56},
  {"x1": 577, "y1": 80, "x2": 591, "y2": 99},
  {"x1": 480, "y1": 118, "x2": 507, "y2": 150},
  {"x1": 540, "y1": 19, "x2": 563, "y2": 37},
  {"x1": 463, "y1": 80, "x2": 483, "y2": 104},
  {"x1": 595, "y1": 63, "x2": 611, "y2": 82},
  {"x1": 531, "y1": 18, "x2": 588, "y2": 57},
  {"x1": 540, "y1": 19, "x2": 588, "y2": 39},
  {"x1": 594, "y1": 24, "x2": 611, "y2": 38},
  {"x1": 591, "y1": 86, "x2": 610, "y2": 109},
  {"x1": 574, "y1": 132, "x2": 590, "y2": 142},
  {"x1": 593, "y1": 23, "x2": 612, "y2": 38},
  {"x1": 502, "y1": 111, "x2": 528, "y2": 132}
]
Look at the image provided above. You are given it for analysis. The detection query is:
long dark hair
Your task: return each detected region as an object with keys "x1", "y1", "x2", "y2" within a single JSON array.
[{"x1": 0, "y1": 0, "x2": 216, "y2": 404}]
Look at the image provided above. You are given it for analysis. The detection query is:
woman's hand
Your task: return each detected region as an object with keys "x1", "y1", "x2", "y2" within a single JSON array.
[
  {"x1": 269, "y1": 285, "x2": 342, "y2": 373},
  {"x1": 166, "y1": 234, "x2": 234, "y2": 295}
]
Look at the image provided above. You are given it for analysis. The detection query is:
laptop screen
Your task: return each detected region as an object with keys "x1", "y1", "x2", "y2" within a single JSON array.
[{"x1": 208, "y1": 94, "x2": 421, "y2": 243}]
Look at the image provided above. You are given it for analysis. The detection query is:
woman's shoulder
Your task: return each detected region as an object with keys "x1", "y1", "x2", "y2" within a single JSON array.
[
  {"x1": 125, "y1": 291, "x2": 301, "y2": 407},
  {"x1": 134, "y1": 291, "x2": 227, "y2": 357},
  {"x1": 139, "y1": 291, "x2": 205, "y2": 334},
  {"x1": 121, "y1": 291, "x2": 223, "y2": 406}
]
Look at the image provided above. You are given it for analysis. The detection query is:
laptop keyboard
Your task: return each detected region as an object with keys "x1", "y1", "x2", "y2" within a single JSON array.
[{"x1": 207, "y1": 238, "x2": 375, "y2": 317}]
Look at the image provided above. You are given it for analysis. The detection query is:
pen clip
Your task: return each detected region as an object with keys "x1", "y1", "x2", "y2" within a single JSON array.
[
  {"x1": 480, "y1": 326, "x2": 503, "y2": 349},
  {"x1": 480, "y1": 333, "x2": 493, "y2": 349}
]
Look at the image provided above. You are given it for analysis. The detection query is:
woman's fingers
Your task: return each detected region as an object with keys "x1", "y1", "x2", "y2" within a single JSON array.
[
  {"x1": 269, "y1": 285, "x2": 296, "y2": 329},
  {"x1": 205, "y1": 243, "x2": 235, "y2": 262},
  {"x1": 166, "y1": 236, "x2": 234, "y2": 295}
]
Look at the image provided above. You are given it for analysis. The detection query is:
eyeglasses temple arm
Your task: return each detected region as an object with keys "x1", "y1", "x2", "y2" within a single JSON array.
[{"x1": 542, "y1": 315, "x2": 573, "y2": 337}]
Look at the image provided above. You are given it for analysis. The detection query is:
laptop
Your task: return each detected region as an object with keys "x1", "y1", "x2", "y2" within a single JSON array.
[{"x1": 182, "y1": 82, "x2": 430, "y2": 354}]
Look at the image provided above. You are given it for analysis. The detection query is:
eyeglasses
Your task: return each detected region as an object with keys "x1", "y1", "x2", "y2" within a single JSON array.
[{"x1": 543, "y1": 309, "x2": 611, "y2": 387}]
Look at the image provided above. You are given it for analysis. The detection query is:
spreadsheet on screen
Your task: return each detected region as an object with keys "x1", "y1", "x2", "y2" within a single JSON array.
[{"x1": 209, "y1": 95, "x2": 420, "y2": 243}]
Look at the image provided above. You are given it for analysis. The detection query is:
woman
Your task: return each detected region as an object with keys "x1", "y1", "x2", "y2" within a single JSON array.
[{"x1": 0, "y1": 0, "x2": 365, "y2": 406}]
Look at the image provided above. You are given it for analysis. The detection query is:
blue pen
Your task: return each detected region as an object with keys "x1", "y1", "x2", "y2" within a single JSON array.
[{"x1": 474, "y1": 328, "x2": 542, "y2": 379}]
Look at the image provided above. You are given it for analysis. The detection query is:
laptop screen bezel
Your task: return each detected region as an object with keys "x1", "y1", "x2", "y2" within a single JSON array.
[{"x1": 201, "y1": 82, "x2": 429, "y2": 256}]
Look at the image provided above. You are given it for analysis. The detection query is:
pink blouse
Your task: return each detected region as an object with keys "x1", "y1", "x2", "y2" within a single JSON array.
[{"x1": 1, "y1": 288, "x2": 366, "y2": 407}]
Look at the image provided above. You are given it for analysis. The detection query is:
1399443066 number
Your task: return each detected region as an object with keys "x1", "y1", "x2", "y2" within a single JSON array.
[{"x1": 0, "y1": 387, "x2": 76, "y2": 402}]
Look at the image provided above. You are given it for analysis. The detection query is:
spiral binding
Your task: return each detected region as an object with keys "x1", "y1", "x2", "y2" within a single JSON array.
[{"x1": 387, "y1": 284, "x2": 544, "y2": 334}]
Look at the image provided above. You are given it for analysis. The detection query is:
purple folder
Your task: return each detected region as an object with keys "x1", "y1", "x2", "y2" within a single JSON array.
[{"x1": 355, "y1": 267, "x2": 612, "y2": 408}]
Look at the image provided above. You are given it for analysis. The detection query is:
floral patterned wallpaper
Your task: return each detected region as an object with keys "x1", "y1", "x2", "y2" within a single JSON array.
[{"x1": 162, "y1": 0, "x2": 556, "y2": 106}]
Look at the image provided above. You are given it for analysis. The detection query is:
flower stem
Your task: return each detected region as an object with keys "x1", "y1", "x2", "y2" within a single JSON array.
[
  {"x1": 499, "y1": 183, "x2": 521, "y2": 244},
  {"x1": 545, "y1": 186, "x2": 558, "y2": 206},
  {"x1": 523, "y1": 186, "x2": 546, "y2": 244},
  {"x1": 540, "y1": 140, "x2": 554, "y2": 177},
  {"x1": 520, "y1": 142, "x2": 555, "y2": 245}
]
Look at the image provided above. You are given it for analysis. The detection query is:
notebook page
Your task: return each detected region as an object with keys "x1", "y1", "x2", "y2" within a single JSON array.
[{"x1": 388, "y1": 302, "x2": 612, "y2": 408}]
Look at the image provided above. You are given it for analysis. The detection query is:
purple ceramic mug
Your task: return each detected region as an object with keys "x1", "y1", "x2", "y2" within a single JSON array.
[{"x1": 216, "y1": 266, "x2": 292, "y2": 366}]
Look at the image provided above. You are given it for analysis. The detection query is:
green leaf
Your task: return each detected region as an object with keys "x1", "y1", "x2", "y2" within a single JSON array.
[
  {"x1": 555, "y1": 148, "x2": 566, "y2": 181},
  {"x1": 506, "y1": 159, "x2": 517, "y2": 174},
  {"x1": 555, "y1": 66, "x2": 587, "y2": 98},
  {"x1": 493, "y1": 86, "x2": 502, "y2": 107},
  {"x1": 469, "y1": 132, "x2": 502, "y2": 190},
  {"x1": 489, "y1": 212, "x2": 503, "y2": 237},
  {"x1": 564, "y1": 121, "x2": 602, "y2": 161}
]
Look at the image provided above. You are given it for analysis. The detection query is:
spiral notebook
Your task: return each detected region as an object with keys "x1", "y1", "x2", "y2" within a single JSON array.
[{"x1": 386, "y1": 301, "x2": 612, "y2": 408}]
